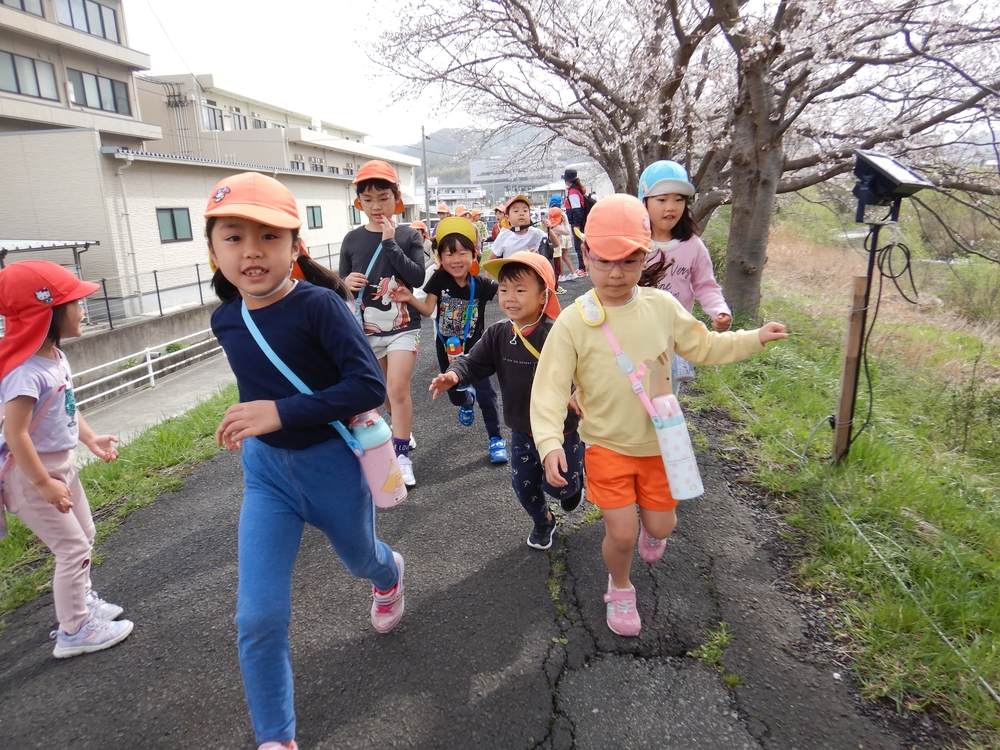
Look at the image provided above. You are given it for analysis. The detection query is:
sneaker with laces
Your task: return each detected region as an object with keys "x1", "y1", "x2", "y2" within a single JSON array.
[
  {"x1": 558, "y1": 274, "x2": 574, "y2": 283},
  {"x1": 258, "y1": 742, "x2": 297, "y2": 750},
  {"x1": 397, "y1": 455, "x2": 416, "y2": 487},
  {"x1": 603, "y1": 578, "x2": 641, "y2": 636},
  {"x1": 371, "y1": 551, "x2": 405, "y2": 633},
  {"x1": 458, "y1": 387, "x2": 476, "y2": 427},
  {"x1": 637, "y1": 522, "x2": 667, "y2": 563},
  {"x1": 574, "y1": 268, "x2": 588, "y2": 278},
  {"x1": 555, "y1": 286, "x2": 567, "y2": 295},
  {"x1": 560, "y1": 489, "x2": 583, "y2": 513},
  {"x1": 527, "y1": 515, "x2": 556, "y2": 550},
  {"x1": 50, "y1": 614, "x2": 134, "y2": 658},
  {"x1": 86, "y1": 590, "x2": 124, "y2": 620},
  {"x1": 488, "y1": 436, "x2": 508, "y2": 463}
]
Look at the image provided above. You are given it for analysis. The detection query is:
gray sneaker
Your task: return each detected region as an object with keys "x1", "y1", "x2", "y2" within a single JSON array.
[
  {"x1": 86, "y1": 590, "x2": 124, "y2": 620},
  {"x1": 51, "y1": 615, "x2": 134, "y2": 659}
]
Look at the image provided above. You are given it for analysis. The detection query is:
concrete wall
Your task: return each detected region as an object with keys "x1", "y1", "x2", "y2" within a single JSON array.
[{"x1": 63, "y1": 300, "x2": 219, "y2": 374}]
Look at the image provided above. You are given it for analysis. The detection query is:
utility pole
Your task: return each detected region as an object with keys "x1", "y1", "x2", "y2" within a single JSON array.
[{"x1": 421, "y1": 126, "x2": 430, "y2": 221}]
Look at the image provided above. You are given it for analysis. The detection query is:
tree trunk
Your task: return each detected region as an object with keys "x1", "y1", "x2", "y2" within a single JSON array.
[{"x1": 723, "y1": 76, "x2": 784, "y2": 320}]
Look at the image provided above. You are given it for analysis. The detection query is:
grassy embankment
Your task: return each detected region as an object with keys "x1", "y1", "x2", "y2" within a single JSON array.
[
  {"x1": 0, "y1": 384, "x2": 238, "y2": 627},
  {"x1": 695, "y1": 198, "x2": 1000, "y2": 747}
]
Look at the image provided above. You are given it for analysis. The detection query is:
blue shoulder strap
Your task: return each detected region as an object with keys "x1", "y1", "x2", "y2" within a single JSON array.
[{"x1": 240, "y1": 300, "x2": 363, "y2": 456}]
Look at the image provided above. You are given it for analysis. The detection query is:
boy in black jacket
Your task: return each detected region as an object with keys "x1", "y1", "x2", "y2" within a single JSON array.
[{"x1": 429, "y1": 251, "x2": 583, "y2": 550}]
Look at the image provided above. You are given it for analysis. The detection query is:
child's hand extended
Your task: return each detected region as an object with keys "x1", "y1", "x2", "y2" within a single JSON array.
[
  {"x1": 759, "y1": 322, "x2": 788, "y2": 345},
  {"x1": 84, "y1": 434, "x2": 119, "y2": 463},
  {"x1": 216, "y1": 400, "x2": 282, "y2": 450},
  {"x1": 379, "y1": 214, "x2": 396, "y2": 241},
  {"x1": 543, "y1": 449, "x2": 569, "y2": 488},
  {"x1": 429, "y1": 372, "x2": 459, "y2": 400},
  {"x1": 38, "y1": 476, "x2": 72, "y2": 513},
  {"x1": 344, "y1": 272, "x2": 367, "y2": 293},
  {"x1": 389, "y1": 286, "x2": 414, "y2": 305},
  {"x1": 711, "y1": 313, "x2": 732, "y2": 332}
]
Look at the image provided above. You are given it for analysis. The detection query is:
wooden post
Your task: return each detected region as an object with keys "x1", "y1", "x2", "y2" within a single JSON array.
[{"x1": 833, "y1": 276, "x2": 868, "y2": 462}]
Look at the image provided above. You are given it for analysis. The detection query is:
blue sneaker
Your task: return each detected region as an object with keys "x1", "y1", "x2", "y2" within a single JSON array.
[
  {"x1": 50, "y1": 614, "x2": 134, "y2": 659},
  {"x1": 488, "y1": 437, "x2": 508, "y2": 464},
  {"x1": 458, "y1": 388, "x2": 476, "y2": 427}
]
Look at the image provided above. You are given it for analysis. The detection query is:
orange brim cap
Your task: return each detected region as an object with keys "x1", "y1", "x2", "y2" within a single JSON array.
[
  {"x1": 204, "y1": 172, "x2": 301, "y2": 230},
  {"x1": 482, "y1": 251, "x2": 561, "y2": 320},
  {"x1": 504, "y1": 195, "x2": 531, "y2": 212},
  {"x1": 583, "y1": 194, "x2": 651, "y2": 261}
]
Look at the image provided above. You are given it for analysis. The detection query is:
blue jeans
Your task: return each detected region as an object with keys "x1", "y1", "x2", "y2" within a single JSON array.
[
  {"x1": 447, "y1": 376, "x2": 502, "y2": 440},
  {"x1": 509, "y1": 430, "x2": 584, "y2": 523},
  {"x1": 236, "y1": 436, "x2": 400, "y2": 745}
]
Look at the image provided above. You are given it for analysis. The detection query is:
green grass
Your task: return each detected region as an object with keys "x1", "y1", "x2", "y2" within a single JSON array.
[
  {"x1": 690, "y1": 621, "x2": 734, "y2": 666},
  {"x1": 688, "y1": 295, "x2": 1000, "y2": 742},
  {"x1": 0, "y1": 384, "x2": 238, "y2": 626}
]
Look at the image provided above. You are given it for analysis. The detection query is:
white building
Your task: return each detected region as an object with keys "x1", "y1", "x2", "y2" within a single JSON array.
[{"x1": 1, "y1": 2, "x2": 420, "y2": 323}]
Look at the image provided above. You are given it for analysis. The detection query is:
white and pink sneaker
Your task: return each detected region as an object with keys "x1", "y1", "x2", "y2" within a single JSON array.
[
  {"x1": 637, "y1": 523, "x2": 667, "y2": 564},
  {"x1": 371, "y1": 552, "x2": 405, "y2": 633},
  {"x1": 603, "y1": 577, "x2": 641, "y2": 637}
]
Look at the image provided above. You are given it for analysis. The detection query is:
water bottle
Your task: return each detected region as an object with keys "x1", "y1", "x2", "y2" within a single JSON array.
[
  {"x1": 651, "y1": 394, "x2": 704, "y2": 500},
  {"x1": 445, "y1": 336, "x2": 463, "y2": 364},
  {"x1": 348, "y1": 410, "x2": 407, "y2": 508}
]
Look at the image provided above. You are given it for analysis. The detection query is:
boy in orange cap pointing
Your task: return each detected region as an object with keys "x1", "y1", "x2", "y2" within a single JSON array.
[
  {"x1": 339, "y1": 160, "x2": 426, "y2": 487},
  {"x1": 428, "y1": 251, "x2": 584, "y2": 550}
]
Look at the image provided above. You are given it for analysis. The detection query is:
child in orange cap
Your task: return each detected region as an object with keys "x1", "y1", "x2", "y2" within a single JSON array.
[
  {"x1": 429, "y1": 252, "x2": 584, "y2": 549},
  {"x1": 339, "y1": 160, "x2": 426, "y2": 487},
  {"x1": 491, "y1": 195, "x2": 547, "y2": 259},
  {"x1": 530, "y1": 194, "x2": 787, "y2": 637},
  {"x1": 390, "y1": 217, "x2": 508, "y2": 463},
  {"x1": 0, "y1": 261, "x2": 133, "y2": 659},
  {"x1": 206, "y1": 172, "x2": 405, "y2": 750}
]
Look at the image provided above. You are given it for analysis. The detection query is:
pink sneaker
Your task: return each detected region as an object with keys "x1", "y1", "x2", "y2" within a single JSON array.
[
  {"x1": 258, "y1": 741, "x2": 297, "y2": 750},
  {"x1": 603, "y1": 578, "x2": 641, "y2": 636},
  {"x1": 637, "y1": 523, "x2": 667, "y2": 564},
  {"x1": 371, "y1": 552, "x2": 405, "y2": 633}
]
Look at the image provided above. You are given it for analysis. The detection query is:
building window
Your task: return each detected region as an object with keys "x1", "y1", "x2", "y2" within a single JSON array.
[
  {"x1": 55, "y1": 0, "x2": 118, "y2": 43},
  {"x1": 271, "y1": 123, "x2": 284, "y2": 129},
  {"x1": 67, "y1": 68, "x2": 129, "y2": 113},
  {"x1": 307, "y1": 206, "x2": 322, "y2": 229},
  {"x1": 0, "y1": 52, "x2": 59, "y2": 100},
  {"x1": 310, "y1": 164, "x2": 324, "y2": 173},
  {"x1": 328, "y1": 166, "x2": 340, "y2": 174},
  {"x1": 252, "y1": 118, "x2": 266, "y2": 129},
  {"x1": 231, "y1": 113, "x2": 247, "y2": 130},
  {"x1": 290, "y1": 161, "x2": 305, "y2": 170},
  {"x1": 350, "y1": 205, "x2": 362, "y2": 225},
  {"x1": 344, "y1": 163, "x2": 355, "y2": 176},
  {"x1": 2, "y1": 0, "x2": 43, "y2": 16},
  {"x1": 156, "y1": 208, "x2": 193, "y2": 243},
  {"x1": 202, "y1": 105, "x2": 224, "y2": 131}
]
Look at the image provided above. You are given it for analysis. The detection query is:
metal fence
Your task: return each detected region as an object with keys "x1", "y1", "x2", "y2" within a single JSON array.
[{"x1": 0, "y1": 243, "x2": 343, "y2": 337}]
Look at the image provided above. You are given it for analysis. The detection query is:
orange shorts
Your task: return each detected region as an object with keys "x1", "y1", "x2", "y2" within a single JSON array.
[{"x1": 584, "y1": 444, "x2": 678, "y2": 512}]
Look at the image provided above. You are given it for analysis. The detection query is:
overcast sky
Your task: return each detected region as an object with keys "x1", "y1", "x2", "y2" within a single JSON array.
[{"x1": 122, "y1": 0, "x2": 465, "y2": 146}]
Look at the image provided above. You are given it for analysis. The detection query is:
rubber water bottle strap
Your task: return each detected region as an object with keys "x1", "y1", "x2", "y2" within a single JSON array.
[{"x1": 240, "y1": 301, "x2": 364, "y2": 456}]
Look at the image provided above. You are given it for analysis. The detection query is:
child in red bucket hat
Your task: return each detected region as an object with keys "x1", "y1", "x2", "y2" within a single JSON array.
[
  {"x1": 429, "y1": 251, "x2": 585, "y2": 550},
  {"x1": 205, "y1": 171, "x2": 405, "y2": 750},
  {"x1": 530, "y1": 195, "x2": 788, "y2": 637},
  {"x1": 0, "y1": 260, "x2": 134, "y2": 659}
]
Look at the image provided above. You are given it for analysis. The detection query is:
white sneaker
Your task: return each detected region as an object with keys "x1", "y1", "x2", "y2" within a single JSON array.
[
  {"x1": 86, "y1": 590, "x2": 124, "y2": 621},
  {"x1": 371, "y1": 551, "x2": 405, "y2": 633},
  {"x1": 408, "y1": 433, "x2": 417, "y2": 449},
  {"x1": 559, "y1": 274, "x2": 573, "y2": 282},
  {"x1": 50, "y1": 615, "x2": 134, "y2": 658},
  {"x1": 397, "y1": 455, "x2": 416, "y2": 487}
]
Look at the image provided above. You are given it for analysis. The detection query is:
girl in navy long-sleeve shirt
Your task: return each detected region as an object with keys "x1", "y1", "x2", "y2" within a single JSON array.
[{"x1": 205, "y1": 172, "x2": 405, "y2": 750}]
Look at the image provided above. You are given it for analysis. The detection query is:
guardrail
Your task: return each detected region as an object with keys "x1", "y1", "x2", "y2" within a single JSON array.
[{"x1": 73, "y1": 328, "x2": 222, "y2": 409}]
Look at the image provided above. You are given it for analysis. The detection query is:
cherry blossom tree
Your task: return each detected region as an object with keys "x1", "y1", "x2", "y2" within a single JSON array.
[{"x1": 376, "y1": 0, "x2": 1000, "y2": 317}]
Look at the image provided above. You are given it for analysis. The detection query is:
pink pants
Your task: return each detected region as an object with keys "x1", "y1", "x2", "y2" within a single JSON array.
[{"x1": 3, "y1": 450, "x2": 94, "y2": 634}]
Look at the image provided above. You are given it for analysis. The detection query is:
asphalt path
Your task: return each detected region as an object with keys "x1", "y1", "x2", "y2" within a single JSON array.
[{"x1": 0, "y1": 282, "x2": 908, "y2": 749}]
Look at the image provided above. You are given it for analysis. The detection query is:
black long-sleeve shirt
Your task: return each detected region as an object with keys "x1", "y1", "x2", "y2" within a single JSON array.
[
  {"x1": 211, "y1": 281, "x2": 386, "y2": 450},
  {"x1": 339, "y1": 225, "x2": 425, "y2": 337},
  {"x1": 448, "y1": 317, "x2": 579, "y2": 435}
]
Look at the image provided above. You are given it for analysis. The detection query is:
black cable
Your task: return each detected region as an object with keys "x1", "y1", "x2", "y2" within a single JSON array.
[{"x1": 848, "y1": 223, "x2": 919, "y2": 447}]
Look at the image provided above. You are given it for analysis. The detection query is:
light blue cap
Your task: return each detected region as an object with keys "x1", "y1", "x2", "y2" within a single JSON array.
[{"x1": 638, "y1": 160, "x2": 696, "y2": 200}]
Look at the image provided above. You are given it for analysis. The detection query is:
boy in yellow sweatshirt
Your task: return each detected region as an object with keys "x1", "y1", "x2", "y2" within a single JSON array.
[{"x1": 530, "y1": 194, "x2": 787, "y2": 637}]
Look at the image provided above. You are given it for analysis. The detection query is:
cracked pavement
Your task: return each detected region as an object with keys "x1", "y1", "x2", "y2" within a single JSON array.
[{"x1": 0, "y1": 297, "x2": 910, "y2": 749}]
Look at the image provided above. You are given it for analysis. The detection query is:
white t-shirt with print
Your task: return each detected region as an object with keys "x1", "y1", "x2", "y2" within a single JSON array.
[
  {"x1": 490, "y1": 226, "x2": 548, "y2": 258},
  {"x1": 0, "y1": 352, "x2": 79, "y2": 455}
]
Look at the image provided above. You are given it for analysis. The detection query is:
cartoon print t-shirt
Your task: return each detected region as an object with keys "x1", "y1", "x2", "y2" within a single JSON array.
[
  {"x1": 0, "y1": 351, "x2": 79, "y2": 457},
  {"x1": 422, "y1": 269, "x2": 498, "y2": 371}
]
